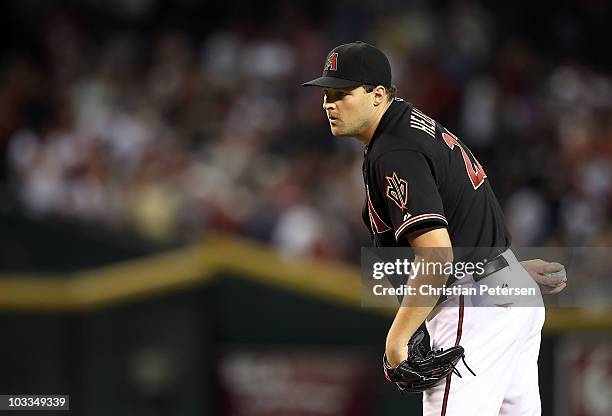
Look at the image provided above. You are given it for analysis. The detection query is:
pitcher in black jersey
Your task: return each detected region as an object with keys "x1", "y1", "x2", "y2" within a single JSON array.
[{"x1": 303, "y1": 41, "x2": 566, "y2": 415}]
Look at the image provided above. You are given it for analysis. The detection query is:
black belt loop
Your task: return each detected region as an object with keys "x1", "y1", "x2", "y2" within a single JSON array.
[{"x1": 473, "y1": 252, "x2": 509, "y2": 282}]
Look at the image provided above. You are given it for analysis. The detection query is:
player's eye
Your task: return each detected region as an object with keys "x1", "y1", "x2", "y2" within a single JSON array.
[{"x1": 323, "y1": 90, "x2": 348, "y2": 101}]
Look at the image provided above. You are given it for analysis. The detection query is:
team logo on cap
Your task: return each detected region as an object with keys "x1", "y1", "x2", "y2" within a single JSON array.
[
  {"x1": 324, "y1": 52, "x2": 338, "y2": 71},
  {"x1": 385, "y1": 172, "x2": 408, "y2": 210}
]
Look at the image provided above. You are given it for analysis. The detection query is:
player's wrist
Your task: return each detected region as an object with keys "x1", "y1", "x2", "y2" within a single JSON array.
[{"x1": 385, "y1": 343, "x2": 408, "y2": 367}]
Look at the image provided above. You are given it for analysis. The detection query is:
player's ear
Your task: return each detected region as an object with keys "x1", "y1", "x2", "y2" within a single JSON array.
[{"x1": 373, "y1": 85, "x2": 387, "y2": 106}]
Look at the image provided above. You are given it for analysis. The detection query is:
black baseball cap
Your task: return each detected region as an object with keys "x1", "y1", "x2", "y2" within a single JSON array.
[{"x1": 302, "y1": 41, "x2": 392, "y2": 89}]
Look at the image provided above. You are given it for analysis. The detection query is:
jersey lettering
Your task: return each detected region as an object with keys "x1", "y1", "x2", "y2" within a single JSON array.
[
  {"x1": 410, "y1": 108, "x2": 436, "y2": 138},
  {"x1": 442, "y1": 131, "x2": 487, "y2": 189}
]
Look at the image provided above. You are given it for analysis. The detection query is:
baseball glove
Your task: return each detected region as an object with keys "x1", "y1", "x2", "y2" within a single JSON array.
[{"x1": 383, "y1": 330, "x2": 473, "y2": 393}]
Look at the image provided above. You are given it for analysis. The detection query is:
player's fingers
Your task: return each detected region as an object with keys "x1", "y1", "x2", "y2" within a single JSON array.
[
  {"x1": 541, "y1": 281, "x2": 566, "y2": 294},
  {"x1": 538, "y1": 269, "x2": 567, "y2": 285},
  {"x1": 536, "y1": 275, "x2": 565, "y2": 287},
  {"x1": 540, "y1": 262, "x2": 565, "y2": 274}
]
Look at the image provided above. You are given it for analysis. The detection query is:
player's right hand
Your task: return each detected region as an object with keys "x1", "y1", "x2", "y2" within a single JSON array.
[{"x1": 521, "y1": 259, "x2": 567, "y2": 294}]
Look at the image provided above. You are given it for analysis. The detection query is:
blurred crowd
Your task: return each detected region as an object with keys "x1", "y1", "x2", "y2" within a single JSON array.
[{"x1": 1, "y1": 1, "x2": 611, "y2": 263}]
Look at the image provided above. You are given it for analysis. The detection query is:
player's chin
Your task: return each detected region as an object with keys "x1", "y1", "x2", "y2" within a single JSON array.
[{"x1": 329, "y1": 125, "x2": 346, "y2": 137}]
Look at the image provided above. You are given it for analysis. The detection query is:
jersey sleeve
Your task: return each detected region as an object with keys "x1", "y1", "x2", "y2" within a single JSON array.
[{"x1": 373, "y1": 150, "x2": 447, "y2": 242}]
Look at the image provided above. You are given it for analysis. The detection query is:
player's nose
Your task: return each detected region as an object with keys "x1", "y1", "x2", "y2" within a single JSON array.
[{"x1": 323, "y1": 96, "x2": 334, "y2": 111}]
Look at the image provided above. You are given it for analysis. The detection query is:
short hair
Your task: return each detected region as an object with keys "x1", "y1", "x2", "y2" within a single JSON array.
[{"x1": 363, "y1": 84, "x2": 397, "y2": 101}]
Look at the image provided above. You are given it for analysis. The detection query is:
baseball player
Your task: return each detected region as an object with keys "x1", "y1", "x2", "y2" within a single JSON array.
[{"x1": 302, "y1": 41, "x2": 566, "y2": 415}]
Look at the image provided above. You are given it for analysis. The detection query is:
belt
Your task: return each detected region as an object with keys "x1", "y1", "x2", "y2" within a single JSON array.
[
  {"x1": 434, "y1": 250, "x2": 510, "y2": 307},
  {"x1": 473, "y1": 253, "x2": 509, "y2": 282}
]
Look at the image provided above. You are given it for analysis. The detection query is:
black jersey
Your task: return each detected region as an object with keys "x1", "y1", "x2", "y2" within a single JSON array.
[{"x1": 362, "y1": 98, "x2": 510, "y2": 262}]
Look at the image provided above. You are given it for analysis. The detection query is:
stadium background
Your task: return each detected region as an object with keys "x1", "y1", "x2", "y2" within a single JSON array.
[{"x1": 0, "y1": 0, "x2": 610, "y2": 415}]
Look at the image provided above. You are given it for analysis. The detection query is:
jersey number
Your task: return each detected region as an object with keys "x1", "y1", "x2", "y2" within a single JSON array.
[{"x1": 442, "y1": 131, "x2": 487, "y2": 189}]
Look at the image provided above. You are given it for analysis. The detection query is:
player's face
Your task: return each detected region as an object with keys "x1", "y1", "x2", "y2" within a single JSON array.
[{"x1": 322, "y1": 86, "x2": 375, "y2": 138}]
